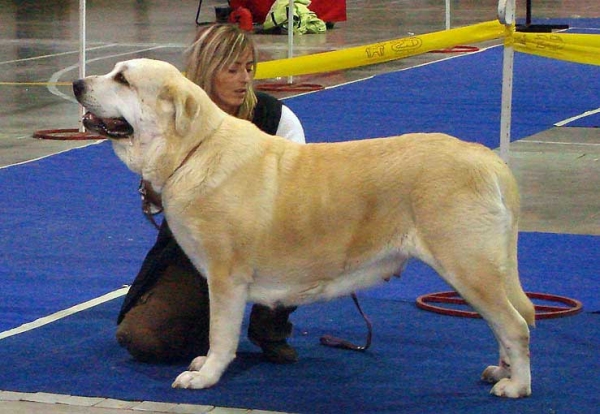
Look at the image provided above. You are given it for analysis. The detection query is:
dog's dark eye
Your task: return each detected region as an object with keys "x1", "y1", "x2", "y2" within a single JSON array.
[{"x1": 114, "y1": 72, "x2": 129, "y2": 86}]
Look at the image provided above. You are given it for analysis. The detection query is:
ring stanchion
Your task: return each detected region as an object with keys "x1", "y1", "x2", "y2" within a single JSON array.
[
  {"x1": 256, "y1": 0, "x2": 324, "y2": 93},
  {"x1": 416, "y1": 291, "x2": 583, "y2": 320},
  {"x1": 428, "y1": 1, "x2": 479, "y2": 55},
  {"x1": 32, "y1": 1, "x2": 102, "y2": 141},
  {"x1": 78, "y1": 0, "x2": 86, "y2": 132}
]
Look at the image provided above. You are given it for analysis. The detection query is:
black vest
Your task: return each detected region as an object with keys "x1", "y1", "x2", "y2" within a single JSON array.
[{"x1": 252, "y1": 91, "x2": 282, "y2": 135}]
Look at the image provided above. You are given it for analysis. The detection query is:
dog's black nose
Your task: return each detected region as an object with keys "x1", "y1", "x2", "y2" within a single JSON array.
[{"x1": 72, "y1": 79, "x2": 85, "y2": 98}]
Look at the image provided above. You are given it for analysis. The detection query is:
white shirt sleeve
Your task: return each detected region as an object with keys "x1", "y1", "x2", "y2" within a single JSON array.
[{"x1": 276, "y1": 105, "x2": 306, "y2": 144}]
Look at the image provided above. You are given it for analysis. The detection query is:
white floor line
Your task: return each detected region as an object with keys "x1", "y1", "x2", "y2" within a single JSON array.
[
  {"x1": 0, "y1": 390, "x2": 279, "y2": 413},
  {"x1": 555, "y1": 107, "x2": 600, "y2": 126},
  {"x1": 48, "y1": 45, "x2": 174, "y2": 103},
  {"x1": 0, "y1": 139, "x2": 106, "y2": 170},
  {"x1": 0, "y1": 287, "x2": 129, "y2": 341},
  {"x1": 521, "y1": 140, "x2": 600, "y2": 147},
  {"x1": 0, "y1": 44, "x2": 118, "y2": 66}
]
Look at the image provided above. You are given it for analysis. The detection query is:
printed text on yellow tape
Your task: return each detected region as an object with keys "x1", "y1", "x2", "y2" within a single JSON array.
[
  {"x1": 255, "y1": 20, "x2": 505, "y2": 80},
  {"x1": 513, "y1": 32, "x2": 600, "y2": 66}
]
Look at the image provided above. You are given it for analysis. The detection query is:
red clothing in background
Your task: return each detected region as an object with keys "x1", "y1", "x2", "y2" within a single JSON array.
[{"x1": 230, "y1": 0, "x2": 347, "y2": 24}]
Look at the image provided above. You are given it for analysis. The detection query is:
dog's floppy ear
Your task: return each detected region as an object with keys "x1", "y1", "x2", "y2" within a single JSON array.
[{"x1": 159, "y1": 83, "x2": 199, "y2": 136}]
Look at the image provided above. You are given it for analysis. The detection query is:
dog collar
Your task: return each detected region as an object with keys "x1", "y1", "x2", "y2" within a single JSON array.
[
  {"x1": 139, "y1": 179, "x2": 163, "y2": 230},
  {"x1": 138, "y1": 139, "x2": 204, "y2": 230}
]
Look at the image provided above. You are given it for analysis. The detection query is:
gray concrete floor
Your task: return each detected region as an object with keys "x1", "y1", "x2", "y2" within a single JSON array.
[{"x1": 1, "y1": 1, "x2": 598, "y2": 413}]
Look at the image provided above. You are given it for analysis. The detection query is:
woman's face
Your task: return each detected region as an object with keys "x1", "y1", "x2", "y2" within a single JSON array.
[{"x1": 211, "y1": 48, "x2": 254, "y2": 115}]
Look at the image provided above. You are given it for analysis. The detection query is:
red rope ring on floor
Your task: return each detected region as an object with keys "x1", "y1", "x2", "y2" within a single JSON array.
[
  {"x1": 416, "y1": 291, "x2": 583, "y2": 320},
  {"x1": 255, "y1": 83, "x2": 325, "y2": 92},
  {"x1": 33, "y1": 128, "x2": 106, "y2": 141}
]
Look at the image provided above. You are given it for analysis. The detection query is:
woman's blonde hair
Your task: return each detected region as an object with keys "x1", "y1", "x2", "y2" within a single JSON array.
[{"x1": 185, "y1": 24, "x2": 258, "y2": 120}]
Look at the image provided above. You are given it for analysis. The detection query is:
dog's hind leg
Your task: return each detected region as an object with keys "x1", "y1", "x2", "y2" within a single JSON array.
[
  {"x1": 477, "y1": 296, "x2": 532, "y2": 398},
  {"x1": 416, "y1": 218, "x2": 532, "y2": 397},
  {"x1": 412, "y1": 160, "x2": 533, "y2": 397},
  {"x1": 433, "y1": 255, "x2": 533, "y2": 398},
  {"x1": 479, "y1": 232, "x2": 534, "y2": 396},
  {"x1": 172, "y1": 265, "x2": 249, "y2": 389}
]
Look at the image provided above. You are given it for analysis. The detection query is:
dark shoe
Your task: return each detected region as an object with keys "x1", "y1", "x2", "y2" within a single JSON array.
[{"x1": 251, "y1": 338, "x2": 298, "y2": 364}]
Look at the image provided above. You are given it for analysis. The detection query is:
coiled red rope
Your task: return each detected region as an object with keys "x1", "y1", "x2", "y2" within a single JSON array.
[
  {"x1": 429, "y1": 45, "x2": 480, "y2": 53},
  {"x1": 256, "y1": 83, "x2": 325, "y2": 92},
  {"x1": 416, "y1": 291, "x2": 583, "y2": 320},
  {"x1": 33, "y1": 128, "x2": 105, "y2": 140}
]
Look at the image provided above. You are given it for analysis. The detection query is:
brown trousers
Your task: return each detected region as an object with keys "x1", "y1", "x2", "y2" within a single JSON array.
[{"x1": 116, "y1": 221, "x2": 295, "y2": 363}]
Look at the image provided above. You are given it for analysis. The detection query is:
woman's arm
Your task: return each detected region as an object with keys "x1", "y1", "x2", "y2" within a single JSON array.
[{"x1": 276, "y1": 105, "x2": 306, "y2": 144}]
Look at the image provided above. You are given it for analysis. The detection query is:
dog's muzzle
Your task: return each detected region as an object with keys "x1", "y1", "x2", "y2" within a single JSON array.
[
  {"x1": 81, "y1": 112, "x2": 134, "y2": 139},
  {"x1": 72, "y1": 80, "x2": 134, "y2": 139}
]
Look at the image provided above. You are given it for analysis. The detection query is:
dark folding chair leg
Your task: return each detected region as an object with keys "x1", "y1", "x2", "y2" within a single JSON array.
[
  {"x1": 195, "y1": 0, "x2": 213, "y2": 25},
  {"x1": 195, "y1": 0, "x2": 203, "y2": 25}
]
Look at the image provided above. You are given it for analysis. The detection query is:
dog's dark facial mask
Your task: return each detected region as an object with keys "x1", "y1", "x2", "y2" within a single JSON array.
[{"x1": 81, "y1": 111, "x2": 134, "y2": 139}]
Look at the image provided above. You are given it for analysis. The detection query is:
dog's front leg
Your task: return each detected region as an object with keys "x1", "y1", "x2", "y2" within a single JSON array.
[{"x1": 172, "y1": 273, "x2": 248, "y2": 389}]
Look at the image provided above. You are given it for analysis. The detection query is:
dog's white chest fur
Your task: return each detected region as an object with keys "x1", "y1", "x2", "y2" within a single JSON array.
[{"x1": 246, "y1": 249, "x2": 410, "y2": 307}]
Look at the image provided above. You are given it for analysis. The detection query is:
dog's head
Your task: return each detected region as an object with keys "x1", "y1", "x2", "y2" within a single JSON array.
[{"x1": 73, "y1": 58, "x2": 205, "y2": 176}]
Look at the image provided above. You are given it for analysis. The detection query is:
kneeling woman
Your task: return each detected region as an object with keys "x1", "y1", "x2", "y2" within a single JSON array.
[{"x1": 116, "y1": 24, "x2": 305, "y2": 364}]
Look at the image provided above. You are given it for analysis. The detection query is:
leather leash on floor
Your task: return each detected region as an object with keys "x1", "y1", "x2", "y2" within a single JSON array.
[{"x1": 320, "y1": 292, "x2": 373, "y2": 352}]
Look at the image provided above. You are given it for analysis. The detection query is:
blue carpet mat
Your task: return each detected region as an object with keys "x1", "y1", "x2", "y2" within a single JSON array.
[
  {"x1": 0, "y1": 142, "x2": 597, "y2": 414},
  {"x1": 0, "y1": 143, "x2": 154, "y2": 331},
  {"x1": 287, "y1": 46, "x2": 600, "y2": 143},
  {"x1": 0, "y1": 297, "x2": 597, "y2": 414},
  {"x1": 1, "y1": 34, "x2": 599, "y2": 413}
]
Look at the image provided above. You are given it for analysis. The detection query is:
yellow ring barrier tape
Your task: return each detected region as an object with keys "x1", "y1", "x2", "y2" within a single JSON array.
[
  {"x1": 255, "y1": 20, "x2": 600, "y2": 80},
  {"x1": 513, "y1": 32, "x2": 600, "y2": 66},
  {"x1": 255, "y1": 20, "x2": 505, "y2": 80}
]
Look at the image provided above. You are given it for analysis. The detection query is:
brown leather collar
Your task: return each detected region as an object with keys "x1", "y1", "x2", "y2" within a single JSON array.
[
  {"x1": 139, "y1": 179, "x2": 163, "y2": 229},
  {"x1": 139, "y1": 140, "x2": 204, "y2": 229}
]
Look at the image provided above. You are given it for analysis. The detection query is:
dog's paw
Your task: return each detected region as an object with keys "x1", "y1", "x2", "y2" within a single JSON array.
[
  {"x1": 171, "y1": 370, "x2": 219, "y2": 389},
  {"x1": 481, "y1": 365, "x2": 510, "y2": 383},
  {"x1": 490, "y1": 378, "x2": 531, "y2": 398},
  {"x1": 189, "y1": 356, "x2": 208, "y2": 371}
]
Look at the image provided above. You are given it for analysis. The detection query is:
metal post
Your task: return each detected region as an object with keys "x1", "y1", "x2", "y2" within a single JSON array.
[
  {"x1": 78, "y1": 0, "x2": 86, "y2": 131},
  {"x1": 498, "y1": 0, "x2": 515, "y2": 163},
  {"x1": 287, "y1": 0, "x2": 294, "y2": 84}
]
